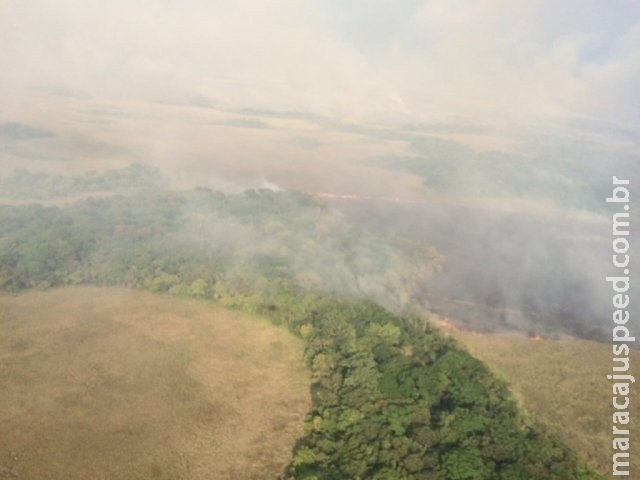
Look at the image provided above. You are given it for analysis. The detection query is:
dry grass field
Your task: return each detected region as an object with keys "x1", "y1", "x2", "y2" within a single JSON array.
[
  {"x1": 443, "y1": 327, "x2": 639, "y2": 476},
  {"x1": 0, "y1": 287, "x2": 310, "y2": 480}
]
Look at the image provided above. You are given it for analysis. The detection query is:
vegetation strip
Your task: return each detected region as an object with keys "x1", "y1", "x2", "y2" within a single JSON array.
[{"x1": 0, "y1": 187, "x2": 602, "y2": 479}]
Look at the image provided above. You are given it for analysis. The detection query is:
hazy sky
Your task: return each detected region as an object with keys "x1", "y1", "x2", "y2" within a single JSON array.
[
  {"x1": 1, "y1": 1, "x2": 637, "y2": 338},
  {"x1": 2, "y1": 0, "x2": 639, "y2": 126}
]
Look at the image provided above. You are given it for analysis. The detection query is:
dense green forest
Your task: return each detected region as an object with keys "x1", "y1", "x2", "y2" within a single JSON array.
[
  {"x1": 0, "y1": 168, "x2": 601, "y2": 479},
  {"x1": 0, "y1": 180, "x2": 441, "y2": 314}
]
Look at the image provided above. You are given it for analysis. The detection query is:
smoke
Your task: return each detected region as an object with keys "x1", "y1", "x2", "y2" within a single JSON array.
[
  {"x1": 327, "y1": 194, "x2": 636, "y2": 340},
  {"x1": 1, "y1": 1, "x2": 639, "y2": 341}
]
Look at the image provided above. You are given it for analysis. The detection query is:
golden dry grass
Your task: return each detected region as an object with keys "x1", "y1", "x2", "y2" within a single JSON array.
[
  {"x1": 0, "y1": 287, "x2": 310, "y2": 480},
  {"x1": 443, "y1": 328, "x2": 639, "y2": 476}
]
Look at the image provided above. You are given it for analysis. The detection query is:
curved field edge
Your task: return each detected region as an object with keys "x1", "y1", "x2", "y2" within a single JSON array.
[
  {"x1": 0, "y1": 190, "x2": 602, "y2": 479},
  {"x1": 0, "y1": 287, "x2": 310, "y2": 480},
  {"x1": 444, "y1": 329, "x2": 639, "y2": 476},
  {"x1": 261, "y1": 294, "x2": 602, "y2": 480}
]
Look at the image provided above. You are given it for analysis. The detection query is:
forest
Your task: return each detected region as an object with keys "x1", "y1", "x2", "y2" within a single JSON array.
[{"x1": 0, "y1": 167, "x2": 601, "y2": 479}]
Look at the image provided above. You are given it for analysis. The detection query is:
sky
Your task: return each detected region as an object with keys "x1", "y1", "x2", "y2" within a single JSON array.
[{"x1": 1, "y1": 0, "x2": 639, "y2": 126}]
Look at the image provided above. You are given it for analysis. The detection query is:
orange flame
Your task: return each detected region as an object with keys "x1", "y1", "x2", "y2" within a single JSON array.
[
  {"x1": 437, "y1": 317, "x2": 486, "y2": 336},
  {"x1": 439, "y1": 317, "x2": 462, "y2": 333}
]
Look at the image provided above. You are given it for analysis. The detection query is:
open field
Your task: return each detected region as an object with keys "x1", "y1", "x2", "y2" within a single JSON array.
[
  {"x1": 443, "y1": 327, "x2": 639, "y2": 476},
  {"x1": 0, "y1": 287, "x2": 310, "y2": 480}
]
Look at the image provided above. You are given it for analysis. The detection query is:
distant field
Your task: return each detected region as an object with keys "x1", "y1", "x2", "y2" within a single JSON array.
[
  {"x1": 444, "y1": 327, "x2": 638, "y2": 476},
  {"x1": 0, "y1": 287, "x2": 310, "y2": 480}
]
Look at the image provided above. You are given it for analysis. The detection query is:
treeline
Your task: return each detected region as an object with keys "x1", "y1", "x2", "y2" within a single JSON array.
[
  {"x1": 0, "y1": 164, "x2": 168, "y2": 200},
  {"x1": 0, "y1": 184, "x2": 601, "y2": 479},
  {"x1": 275, "y1": 297, "x2": 599, "y2": 480},
  {"x1": 0, "y1": 187, "x2": 441, "y2": 313}
]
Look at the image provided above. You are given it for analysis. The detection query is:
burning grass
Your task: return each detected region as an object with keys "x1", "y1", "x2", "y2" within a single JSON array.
[{"x1": 0, "y1": 287, "x2": 310, "y2": 479}]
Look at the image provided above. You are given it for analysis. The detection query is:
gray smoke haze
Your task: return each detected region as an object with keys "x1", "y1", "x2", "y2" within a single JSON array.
[
  {"x1": 2, "y1": 1, "x2": 640, "y2": 122},
  {"x1": 1, "y1": 1, "x2": 639, "y2": 339},
  {"x1": 329, "y1": 196, "x2": 636, "y2": 340}
]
